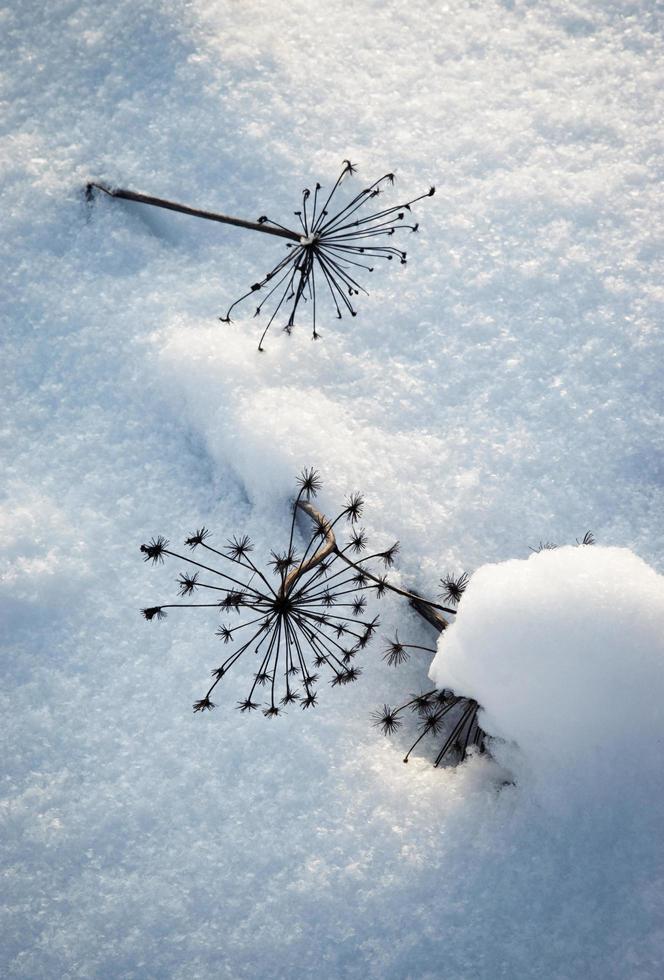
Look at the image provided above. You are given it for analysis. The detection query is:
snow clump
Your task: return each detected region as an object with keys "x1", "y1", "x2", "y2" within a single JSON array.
[{"x1": 429, "y1": 546, "x2": 664, "y2": 808}]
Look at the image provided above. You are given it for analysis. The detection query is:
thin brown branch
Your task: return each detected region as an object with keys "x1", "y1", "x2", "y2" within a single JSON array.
[
  {"x1": 293, "y1": 499, "x2": 452, "y2": 630},
  {"x1": 86, "y1": 182, "x2": 301, "y2": 242},
  {"x1": 282, "y1": 499, "x2": 337, "y2": 595}
]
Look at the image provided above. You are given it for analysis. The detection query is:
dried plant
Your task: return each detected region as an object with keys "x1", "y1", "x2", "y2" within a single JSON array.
[
  {"x1": 439, "y1": 571, "x2": 469, "y2": 606},
  {"x1": 220, "y1": 160, "x2": 435, "y2": 349},
  {"x1": 87, "y1": 161, "x2": 434, "y2": 350},
  {"x1": 373, "y1": 690, "x2": 485, "y2": 766},
  {"x1": 140, "y1": 469, "x2": 391, "y2": 716},
  {"x1": 139, "y1": 469, "x2": 486, "y2": 768},
  {"x1": 529, "y1": 530, "x2": 595, "y2": 553},
  {"x1": 140, "y1": 458, "x2": 596, "y2": 767},
  {"x1": 378, "y1": 630, "x2": 486, "y2": 766},
  {"x1": 382, "y1": 632, "x2": 439, "y2": 667}
]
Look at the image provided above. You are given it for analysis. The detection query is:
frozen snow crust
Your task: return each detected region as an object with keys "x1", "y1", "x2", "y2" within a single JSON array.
[
  {"x1": 430, "y1": 546, "x2": 664, "y2": 807},
  {"x1": 3, "y1": 0, "x2": 664, "y2": 977}
]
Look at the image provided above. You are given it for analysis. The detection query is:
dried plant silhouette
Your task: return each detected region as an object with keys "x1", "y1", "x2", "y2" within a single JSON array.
[
  {"x1": 372, "y1": 689, "x2": 484, "y2": 766},
  {"x1": 220, "y1": 161, "x2": 435, "y2": 349},
  {"x1": 377, "y1": 614, "x2": 486, "y2": 766},
  {"x1": 139, "y1": 468, "x2": 482, "y2": 763},
  {"x1": 140, "y1": 470, "x2": 389, "y2": 716},
  {"x1": 87, "y1": 161, "x2": 434, "y2": 350},
  {"x1": 529, "y1": 530, "x2": 596, "y2": 553},
  {"x1": 139, "y1": 467, "x2": 594, "y2": 767}
]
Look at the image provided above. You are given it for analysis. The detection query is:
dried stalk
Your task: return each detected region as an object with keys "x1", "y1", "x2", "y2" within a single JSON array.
[
  {"x1": 294, "y1": 499, "x2": 452, "y2": 630},
  {"x1": 86, "y1": 182, "x2": 301, "y2": 242}
]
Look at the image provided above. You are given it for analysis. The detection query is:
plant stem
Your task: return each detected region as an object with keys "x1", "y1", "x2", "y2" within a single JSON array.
[
  {"x1": 86, "y1": 182, "x2": 301, "y2": 242},
  {"x1": 294, "y1": 500, "x2": 454, "y2": 630}
]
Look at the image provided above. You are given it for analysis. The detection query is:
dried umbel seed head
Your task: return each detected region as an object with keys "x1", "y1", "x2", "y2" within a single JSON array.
[
  {"x1": 372, "y1": 688, "x2": 486, "y2": 767},
  {"x1": 382, "y1": 636, "x2": 409, "y2": 667},
  {"x1": 439, "y1": 571, "x2": 469, "y2": 606},
  {"x1": 220, "y1": 162, "x2": 435, "y2": 349},
  {"x1": 297, "y1": 467, "x2": 322, "y2": 499},
  {"x1": 139, "y1": 469, "x2": 387, "y2": 717}
]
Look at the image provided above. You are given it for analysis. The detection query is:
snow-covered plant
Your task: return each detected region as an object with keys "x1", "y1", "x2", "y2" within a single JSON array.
[
  {"x1": 141, "y1": 467, "x2": 596, "y2": 766},
  {"x1": 375, "y1": 596, "x2": 485, "y2": 765},
  {"x1": 370, "y1": 560, "x2": 484, "y2": 765},
  {"x1": 428, "y1": 544, "x2": 664, "y2": 812},
  {"x1": 373, "y1": 531, "x2": 596, "y2": 765},
  {"x1": 88, "y1": 161, "x2": 434, "y2": 349}
]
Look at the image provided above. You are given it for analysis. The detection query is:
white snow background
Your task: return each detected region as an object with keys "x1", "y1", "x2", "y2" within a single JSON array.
[{"x1": 2, "y1": 0, "x2": 663, "y2": 977}]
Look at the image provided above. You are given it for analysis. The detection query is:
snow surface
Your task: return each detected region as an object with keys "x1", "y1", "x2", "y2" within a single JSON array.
[
  {"x1": 430, "y1": 546, "x2": 664, "y2": 808},
  {"x1": 2, "y1": 0, "x2": 664, "y2": 977}
]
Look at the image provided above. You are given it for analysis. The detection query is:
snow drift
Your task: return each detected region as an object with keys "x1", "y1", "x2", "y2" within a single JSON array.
[{"x1": 430, "y1": 546, "x2": 664, "y2": 807}]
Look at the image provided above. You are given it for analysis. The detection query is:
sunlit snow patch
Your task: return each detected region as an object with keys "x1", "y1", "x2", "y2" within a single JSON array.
[{"x1": 429, "y1": 546, "x2": 664, "y2": 807}]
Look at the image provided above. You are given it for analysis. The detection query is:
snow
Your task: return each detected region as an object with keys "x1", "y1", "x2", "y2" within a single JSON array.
[
  {"x1": 2, "y1": 0, "x2": 664, "y2": 977},
  {"x1": 429, "y1": 546, "x2": 664, "y2": 808}
]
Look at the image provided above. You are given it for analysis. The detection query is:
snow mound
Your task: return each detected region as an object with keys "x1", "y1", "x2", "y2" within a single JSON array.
[{"x1": 429, "y1": 546, "x2": 664, "y2": 805}]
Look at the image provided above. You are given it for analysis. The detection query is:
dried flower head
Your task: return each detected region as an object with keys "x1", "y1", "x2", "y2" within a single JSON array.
[
  {"x1": 297, "y1": 467, "x2": 322, "y2": 499},
  {"x1": 192, "y1": 697, "x2": 216, "y2": 713},
  {"x1": 382, "y1": 636, "x2": 409, "y2": 667},
  {"x1": 140, "y1": 536, "x2": 169, "y2": 564},
  {"x1": 344, "y1": 492, "x2": 364, "y2": 524},
  {"x1": 373, "y1": 688, "x2": 486, "y2": 766},
  {"x1": 219, "y1": 162, "x2": 435, "y2": 349},
  {"x1": 529, "y1": 540, "x2": 557, "y2": 553},
  {"x1": 380, "y1": 542, "x2": 400, "y2": 568},
  {"x1": 439, "y1": 571, "x2": 469, "y2": 606},
  {"x1": 141, "y1": 606, "x2": 166, "y2": 621},
  {"x1": 140, "y1": 470, "x2": 385, "y2": 716},
  {"x1": 371, "y1": 704, "x2": 402, "y2": 735},
  {"x1": 185, "y1": 527, "x2": 211, "y2": 549}
]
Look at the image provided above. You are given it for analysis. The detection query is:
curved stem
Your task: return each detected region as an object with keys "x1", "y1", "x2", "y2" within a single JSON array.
[
  {"x1": 281, "y1": 500, "x2": 337, "y2": 597},
  {"x1": 292, "y1": 500, "x2": 454, "y2": 628}
]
